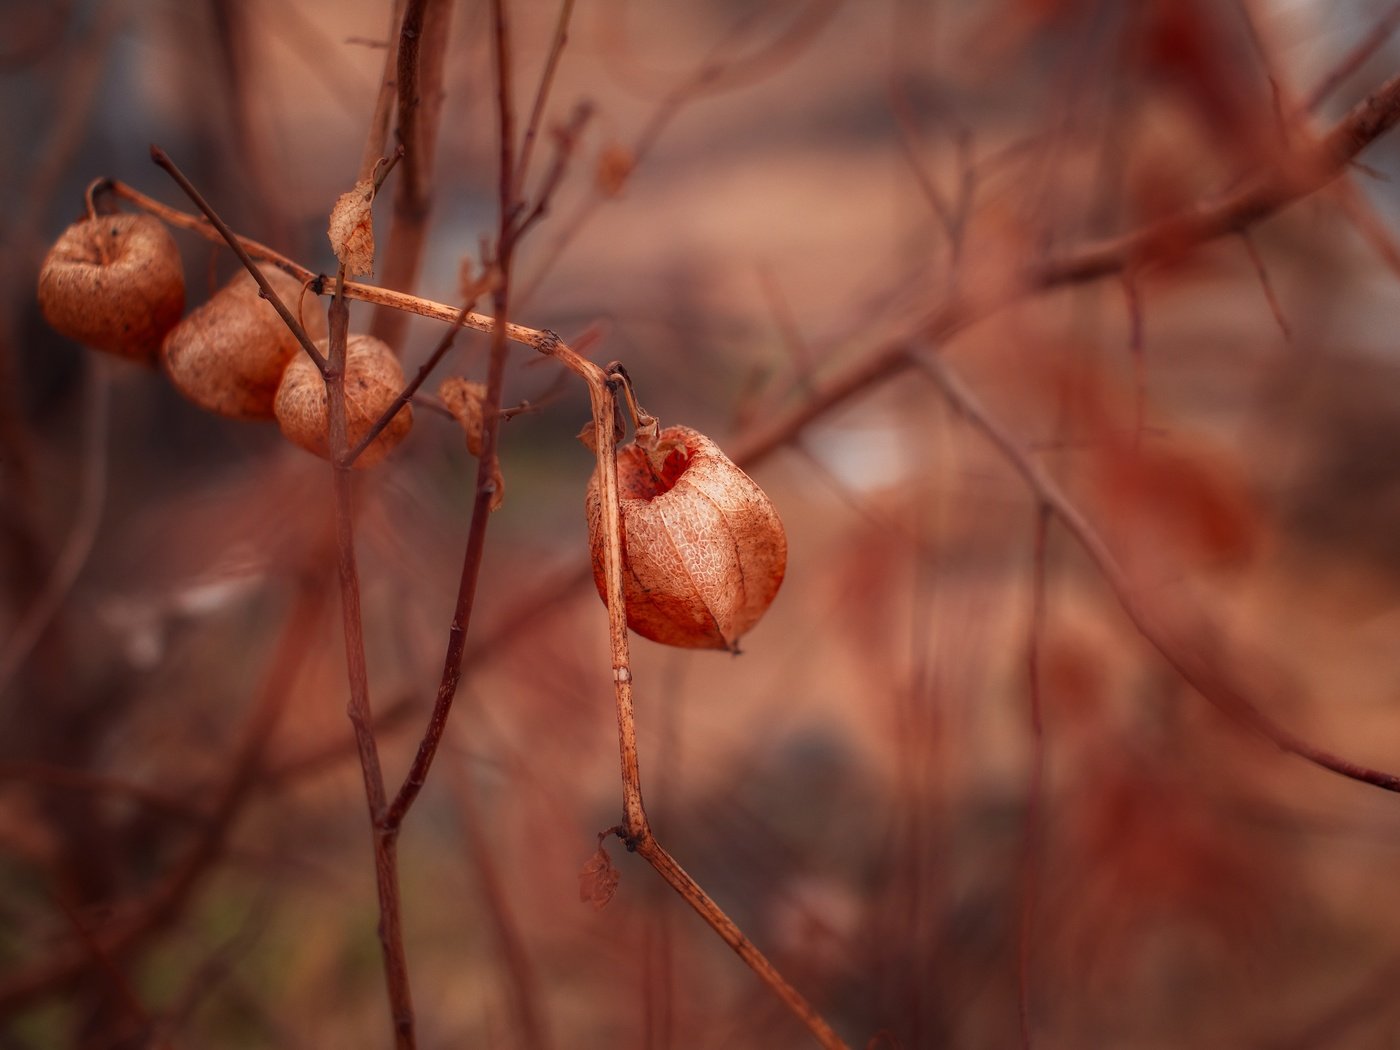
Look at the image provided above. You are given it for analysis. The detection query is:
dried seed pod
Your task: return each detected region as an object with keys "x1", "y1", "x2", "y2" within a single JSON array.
[
  {"x1": 586, "y1": 425, "x2": 787, "y2": 651},
  {"x1": 161, "y1": 268, "x2": 326, "y2": 419},
  {"x1": 37, "y1": 213, "x2": 185, "y2": 362},
  {"x1": 274, "y1": 333, "x2": 411, "y2": 468}
]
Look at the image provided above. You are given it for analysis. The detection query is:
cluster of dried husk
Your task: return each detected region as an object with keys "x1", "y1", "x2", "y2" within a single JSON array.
[
  {"x1": 40, "y1": 213, "x2": 789, "y2": 647},
  {"x1": 38, "y1": 213, "x2": 411, "y2": 468},
  {"x1": 162, "y1": 268, "x2": 327, "y2": 419}
]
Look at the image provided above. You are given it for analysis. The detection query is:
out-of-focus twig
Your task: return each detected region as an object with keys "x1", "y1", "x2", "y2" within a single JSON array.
[
  {"x1": 0, "y1": 576, "x2": 326, "y2": 1015},
  {"x1": 517, "y1": 0, "x2": 841, "y2": 306},
  {"x1": 1018, "y1": 507, "x2": 1049, "y2": 1050},
  {"x1": 0, "y1": 356, "x2": 110, "y2": 698},
  {"x1": 1304, "y1": 1, "x2": 1400, "y2": 113},
  {"x1": 1238, "y1": 228, "x2": 1292, "y2": 341},
  {"x1": 370, "y1": 0, "x2": 454, "y2": 350},
  {"x1": 913, "y1": 349, "x2": 1400, "y2": 795}
]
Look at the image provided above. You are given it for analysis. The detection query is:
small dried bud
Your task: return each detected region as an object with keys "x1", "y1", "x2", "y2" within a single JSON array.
[
  {"x1": 586, "y1": 425, "x2": 787, "y2": 651},
  {"x1": 37, "y1": 213, "x2": 185, "y2": 362},
  {"x1": 274, "y1": 333, "x2": 411, "y2": 468},
  {"x1": 438, "y1": 377, "x2": 488, "y2": 457},
  {"x1": 595, "y1": 143, "x2": 635, "y2": 198},
  {"x1": 161, "y1": 268, "x2": 326, "y2": 419}
]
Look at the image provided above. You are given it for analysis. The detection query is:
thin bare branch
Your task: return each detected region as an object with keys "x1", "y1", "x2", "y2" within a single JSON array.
[
  {"x1": 0, "y1": 576, "x2": 325, "y2": 1014},
  {"x1": 145, "y1": 152, "x2": 328, "y2": 373},
  {"x1": 0, "y1": 355, "x2": 110, "y2": 697},
  {"x1": 1304, "y1": 1, "x2": 1400, "y2": 113},
  {"x1": 323, "y1": 275, "x2": 415, "y2": 1047},
  {"x1": 1239, "y1": 228, "x2": 1292, "y2": 341},
  {"x1": 913, "y1": 349, "x2": 1400, "y2": 794},
  {"x1": 359, "y1": 0, "x2": 408, "y2": 182},
  {"x1": 1018, "y1": 506, "x2": 1049, "y2": 1050},
  {"x1": 513, "y1": 0, "x2": 578, "y2": 204},
  {"x1": 370, "y1": 0, "x2": 454, "y2": 350}
]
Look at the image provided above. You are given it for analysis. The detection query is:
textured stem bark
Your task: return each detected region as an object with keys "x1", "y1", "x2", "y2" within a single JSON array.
[{"x1": 326, "y1": 287, "x2": 415, "y2": 1048}]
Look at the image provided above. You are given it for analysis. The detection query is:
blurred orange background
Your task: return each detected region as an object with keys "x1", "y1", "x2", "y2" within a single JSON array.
[{"x1": 5, "y1": 2, "x2": 1400, "y2": 1047}]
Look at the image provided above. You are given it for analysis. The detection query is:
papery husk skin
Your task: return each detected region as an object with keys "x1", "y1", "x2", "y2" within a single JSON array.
[
  {"x1": 162, "y1": 268, "x2": 326, "y2": 419},
  {"x1": 37, "y1": 214, "x2": 185, "y2": 363},
  {"x1": 274, "y1": 333, "x2": 412, "y2": 469},
  {"x1": 586, "y1": 425, "x2": 787, "y2": 651}
]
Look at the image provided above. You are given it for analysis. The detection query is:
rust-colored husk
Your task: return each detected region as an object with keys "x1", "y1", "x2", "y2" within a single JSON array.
[
  {"x1": 586, "y1": 425, "x2": 787, "y2": 651},
  {"x1": 274, "y1": 333, "x2": 411, "y2": 468},
  {"x1": 162, "y1": 268, "x2": 326, "y2": 419},
  {"x1": 37, "y1": 213, "x2": 185, "y2": 363}
]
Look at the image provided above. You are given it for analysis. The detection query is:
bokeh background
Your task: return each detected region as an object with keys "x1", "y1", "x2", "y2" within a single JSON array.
[{"x1": 6, "y1": 1, "x2": 1400, "y2": 1047}]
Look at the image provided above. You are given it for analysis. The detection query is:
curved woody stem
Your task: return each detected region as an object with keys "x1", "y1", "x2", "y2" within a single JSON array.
[{"x1": 539, "y1": 336, "x2": 849, "y2": 1050}]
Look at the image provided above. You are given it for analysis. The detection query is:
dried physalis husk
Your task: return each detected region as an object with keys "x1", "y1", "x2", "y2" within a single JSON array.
[
  {"x1": 585, "y1": 425, "x2": 787, "y2": 651},
  {"x1": 161, "y1": 268, "x2": 326, "y2": 419},
  {"x1": 274, "y1": 333, "x2": 411, "y2": 468},
  {"x1": 37, "y1": 213, "x2": 185, "y2": 362}
]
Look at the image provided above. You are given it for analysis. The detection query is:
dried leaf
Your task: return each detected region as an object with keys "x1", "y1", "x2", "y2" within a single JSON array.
[
  {"x1": 457, "y1": 257, "x2": 501, "y2": 303},
  {"x1": 439, "y1": 377, "x2": 505, "y2": 510},
  {"x1": 328, "y1": 179, "x2": 376, "y2": 278},
  {"x1": 595, "y1": 143, "x2": 635, "y2": 198},
  {"x1": 577, "y1": 419, "x2": 598, "y2": 452},
  {"x1": 578, "y1": 845, "x2": 619, "y2": 910},
  {"x1": 439, "y1": 377, "x2": 487, "y2": 456}
]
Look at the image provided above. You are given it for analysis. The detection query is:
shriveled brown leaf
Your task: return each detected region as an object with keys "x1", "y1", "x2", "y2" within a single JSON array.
[
  {"x1": 578, "y1": 845, "x2": 619, "y2": 910},
  {"x1": 328, "y1": 178, "x2": 376, "y2": 278},
  {"x1": 595, "y1": 143, "x2": 635, "y2": 198},
  {"x1": 439, "y1": 376, "x2": 505, "y2": 509},
  {"x1": 439, "y1": 377, "x2": 487, "y2": 456}
]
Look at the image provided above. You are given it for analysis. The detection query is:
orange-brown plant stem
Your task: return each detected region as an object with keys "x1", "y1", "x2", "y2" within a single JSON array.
[
  {"x1": 123, "y1": 64, "x2": 1400, "y2": 455},
  {"x1": 382, "y1": 305, "x2": 509, "y2": 828},
  {"x1": 517, "y1": 0, "x2": 841, "y2": 305},
  {"x1": 139, "y1": 156, "x2": 327, "y2": 374},
  {"x1": 347, "y1": 301, "x2": 475, "y2": 466},
  {"x1": 150, "y1": 150, "x2": 417, "y2": 1039},
  {"x1": 383, "y1": 0, "x2": 521, "y2": 830},
  {"x1": 540, "y1": 337, "x2": 849, "y2": 1050},
  {"x1": 1303, "y1": 0, "x2": 1400, "y2": 113},
  {"x1": 324, "y1": 280, "x2": 415, "y2": 1049}
]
